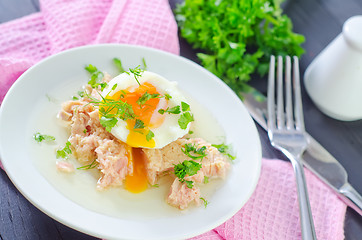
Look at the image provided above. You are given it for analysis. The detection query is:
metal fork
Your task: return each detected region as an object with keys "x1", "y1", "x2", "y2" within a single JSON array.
[{"x1": 267, "y1": 55, "x2": 317, "y2": 240}]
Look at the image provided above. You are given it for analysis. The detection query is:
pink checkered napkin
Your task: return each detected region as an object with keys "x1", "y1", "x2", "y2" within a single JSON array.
[
  {"x1": 0, "y1": 1, "x2": 347, "y2": 239},
  {"x1": 0, "y1": 0, "x2": 179, "y2": 102},
  {"x1": 191, "y1": 159, "x2": 346, "y2": 240}
]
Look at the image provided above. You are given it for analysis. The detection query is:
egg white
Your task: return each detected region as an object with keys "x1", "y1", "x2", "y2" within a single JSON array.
[{"x1": 101, "y1": 71, "x2": 191, "y2": 148}]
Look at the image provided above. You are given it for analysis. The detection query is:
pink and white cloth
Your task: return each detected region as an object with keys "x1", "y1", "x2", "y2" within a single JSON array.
[{"x1": 0, "y1": 1, "x2": 346, "y2": 239}]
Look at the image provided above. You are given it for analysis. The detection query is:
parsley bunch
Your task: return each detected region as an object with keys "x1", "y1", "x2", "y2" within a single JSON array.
[{"x1": 175, "y1": 0, "x2": 305, "y2": 95}]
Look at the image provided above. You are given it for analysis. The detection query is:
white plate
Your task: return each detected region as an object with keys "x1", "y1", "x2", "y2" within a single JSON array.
[{"x1": 0, "y1": 44, "x2": 261, "y2": 240}]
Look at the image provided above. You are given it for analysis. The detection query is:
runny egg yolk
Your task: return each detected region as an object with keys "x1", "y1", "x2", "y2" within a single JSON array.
[
  {"x1": 109, "y1": 82, "x2": 165, "y2": 148},
  {"x1": 124, "y1": 148, "x2": 148, "y2": 193}
]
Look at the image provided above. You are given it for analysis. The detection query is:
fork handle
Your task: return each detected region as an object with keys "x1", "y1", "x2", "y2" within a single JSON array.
[{"x1": 291, "y1": 156, "x2": 317, "y2": 240}]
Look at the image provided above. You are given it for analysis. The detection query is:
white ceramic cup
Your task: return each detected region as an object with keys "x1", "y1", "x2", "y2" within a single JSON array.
[{"x1": 304, "y1": 15, "x2": 362, "y2": 121}]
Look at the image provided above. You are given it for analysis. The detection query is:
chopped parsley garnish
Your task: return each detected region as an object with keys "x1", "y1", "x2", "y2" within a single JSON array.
[
  {"x1": 85, "y1": 64, "x2": 98, "y2": 73},
  {"x1": 200, "y1": 197, "x2": 209, "y2": 208},
  {"x1": 164, "y1": 93, "x2": 172, "y2": 100},
  {"x1": 87, "y1": 92, "x2": 135, "y2": 132},
  {"x1": 203, "y1": 176, "x2": 209, "y2": 184},
  {"x1": 146, "y1": 130, "x2": 154, "y2": 141},
  {"x1": 178, "y1": 112, "x2": 194, "y2": 129},
  {"x1": 174, "y1": 160, "x2": 202, "y2": 188},
  {"x1": 77, "y1": 159, "x2": 98, "y2": 170},
  {"x1": 182, "y1": 143, "x2": 207, "y2": 160},
  {"x1": 127, "y1": 65, "x2": 144, "y2": 86},
  {"x1": 188, "y1": 130, "x2": 194, "y2": 135},
  {"x1": 83, "y1": 129, "x2": 87, "y2": 134},
  {"x1": 150, "y1": 183, "x2": 159, "y2": 188},
  {"x1": 85, "y1": 64, "x2": 106, "y2": 90},
  {"x1": 142, "y1": 57, "x2": 147, "y2": 70},
  {"x1": 212, "y1": 143, "x2": 236, "y2": 160},
  {"x1": 56, "y1": 141, "x2": 72, "y2": 159},
  {"x1": 33, "y1": 132, "x2": 55, "y2": 143},
  {"x1": 100, "y1": 116, "x2": 118, "y2": 132},
  {"x1": 181, "y1": 101, "x2": 190, "y2": 112},
  {"x1": 111, "y1": 83, "x2": 118, "y2": 91},
  {"x1": 134, "y1": 119, "x2": 145, "y2": 129},
  {"x1": 72, "y1": 96, "x2": 79, "y2": 100},
  {"x1": 113, "y1": 58, "x2": 125, "y2": 73},
  {"x1": 137, "y1": 92, "x2": 160, "y2": 106},
  {"x1": 158, "y1": 105, "x2": 181, "y2": 115}
]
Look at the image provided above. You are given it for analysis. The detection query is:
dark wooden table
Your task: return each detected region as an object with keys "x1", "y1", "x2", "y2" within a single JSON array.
[{"x1": 1, "y1": 0, "x2": 362, "y2": 239}]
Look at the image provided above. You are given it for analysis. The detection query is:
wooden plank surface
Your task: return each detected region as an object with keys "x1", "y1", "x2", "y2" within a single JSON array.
[{"x1": 0, "y1": 0, "x2": 361, "y2": 239}]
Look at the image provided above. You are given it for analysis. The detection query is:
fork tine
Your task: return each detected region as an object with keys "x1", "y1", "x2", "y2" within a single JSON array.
[
  {"x1": 267, "y1": 55, "x2": 276, "y2": 130},
  {"x1": 277, "y1": 56, "x2": 284, "y2": 129},
  {"x1": 293, "y1": 56, "x2": 305, "y2": 131},
  {"x1": 285, "y1": 56, "x2": 293, "y2": 129}
]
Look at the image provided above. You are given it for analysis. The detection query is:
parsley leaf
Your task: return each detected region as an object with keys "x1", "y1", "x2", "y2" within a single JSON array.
[
  {"x1": 146, "y1": 130, "x2": 154, "y2": 141},
  {"x1": 56, "y1": 141, "x2": 72, "y2": 159},
  {"x1": 182, "y1": 143, "x2": 207, "y2": 160},
  {"x1": 134, "y1": 119, "x2": 145, "y2": 129},
  {"x1": 174, "y1": 160, "x2": 202, "y2": 188},
  {"x1": 212, "y1": 143, "x2": 236, "y2": 160},
  {"x1": 203, "y1": 176, "x2": 209, "y2": 184},
  {"x1": 178, "y1": 112, "x2": 194, "y2": 129},
  {"x1": 181, "y1": 101, "x2": 190, "y2": 112},
  {"x1": 136, "y1": 92, "x2": 160, "y2": 106},
  {"x1": 77, "y1": 159, "x2": 99, "y2": 170},
  {"x1": 85, "y1": 64, "x2": 105, "y2": 89},
  {"x1": 142, "y1": 57, "x2": 147, "y2": 70},
  {"x1": 128, "y1": 65, "x2": 144, "y2": 86},
  {"x1": 158, "y1": 105, "x2": 181, "y2": 115},
  {"x1": 175, "y1": 0, "x2": 305, "y2": 96},
  {"x1": 100, "y1": 116, "x2": 118, "y2": 132},
  {"x1": 33, "y1": 132, "x2": 55, "y2": 143},
  {"x1": 113, "y1": 58, "x2": 125, "y2": 73},
  {"x1": 164, "y1": 93, "x2": 172, "y2": 100},
  {"x1": 200, "y1": 197, "x2": 209, "y2": 208}
]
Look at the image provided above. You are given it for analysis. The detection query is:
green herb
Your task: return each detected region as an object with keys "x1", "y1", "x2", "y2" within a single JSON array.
[
  {"x1": 175, "y1": 0, "x2": 305, "y2": 96},
  {"x1": 99, "y1": 116, "x2": 118, "y2": 132},
  {"x1": 200, "y1": 197, "x2": 209, "y2": 208},
  {"x1": 77, "y1": 159, "x2": 99, "y2": 170},
  {"x1": 78, "y1": 91, "x2": 85, "y2": 97},
  {"x1": 188, "y1": 130, "x2": 194, "y2": 135},
  {"x1": 174, "y1": 160, "x2": 202, "y2": 188},
  {"x1": 181, "y1": 101, "x2": 190, "y2": 112},
  {"x1": 178, "y1": 112, "x2": 194, "y2": 129},
  {"x1": 182, "y1": 143, "x2": 207, "y2": 160},
  {"x1": 111, "y1": 83, "x2": 118, "y2": 91},
  {"x1": 33, "y1": 132, "x2": 55, "y2": 143},
  {"x1": 128, "y1": 65, "x2": 144, "y2": 86},
  {"x1": 203, "y1": 176, "x2": 209, "y2": 184},
  {"x1": 142, "y1": 57, "x2": 147, "y2": 70},
  {"x1": 85, "y1": 64, "x2": 105, "y2": 90},
  {"x1": 150, "y1": 183, "x2": 159, "y2": 188},
  {"x1": 212, "y1": 143, "x2": 236, "y2": 160},
  {"x1": 85, "y1": 64, "x2": 98, "y2": 73},
  {"x1": 146, "y1": 130, "x2": 155, "y2": 141},
  {"x1": 87, "y1": 92, "x2": 135, "y2": 132},
  {"x1": 56, "y1": 141, "x2": 72, "y2": 159},
  {"x1": 158, "y1": 105, "x2": 181, "y2": 115},
  {"x1": 113, "y1": 58, "x2": 125, "y2": 73},
  {"x1": 83, "y1": 129, "x2": 87, "y2": 134},
  {"x1": 164, "y1": 93, "x2": 172, "y2": 100},
  {"x1": 134, "y1": 119, "x2": 145, "y2": 129},
  {"x1": 137, "y1": 92, "x2": 160, "y2": 106}
]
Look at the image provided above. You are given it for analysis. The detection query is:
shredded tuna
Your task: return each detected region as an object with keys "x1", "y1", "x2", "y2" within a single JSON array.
[
  {"x1": 56, "y1": 161, "x2": 74, "y2": 173},
  {"x1": 143, "y1": 138, "x2": 230, "y2": 209},
  {"x1": 59, "y1": 91, "x2": 132, "y2": 190},
  {"x1": 167, "y1": 178, "x2": 201, "y2": 210}
]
